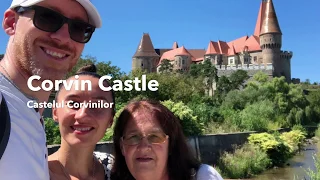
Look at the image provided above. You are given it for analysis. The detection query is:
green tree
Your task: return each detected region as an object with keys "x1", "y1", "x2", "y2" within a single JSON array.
[
  {"x1": 158, "y1": 59, "x2": 173, "y2": 73},
  {"x1": 216, "y1": 76, "x2": 232, "y2": 98},
  {"x1": 189, "y1": 63, "x2": 202, "y2": 78},
  {"x1": 161, "y1": 100, "x2": 204, "y2": 136},
  {"x1": 239, "y1": 100, "x2": 275, "y2": 131},
  {"x1": 229, "y1": 70, "x2": 250, "y2": 90}
]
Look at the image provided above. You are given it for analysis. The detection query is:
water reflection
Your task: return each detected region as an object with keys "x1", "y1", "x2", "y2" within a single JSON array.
[{"x1": 251, "y1": 143, "x2": 319, "y2": 180}]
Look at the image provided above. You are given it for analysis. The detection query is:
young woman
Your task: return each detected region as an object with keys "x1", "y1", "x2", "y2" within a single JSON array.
[
  {"x1": 111, "y1": 99, "x2": 224, "y2": 180},
  {"x1": 48, "y1": 64, "x2": 115, "y2": 180}
]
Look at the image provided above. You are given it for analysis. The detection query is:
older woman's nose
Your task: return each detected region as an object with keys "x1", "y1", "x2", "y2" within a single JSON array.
[{"x1": 137, "y1": 137, "x2": 152, "y2": 149}]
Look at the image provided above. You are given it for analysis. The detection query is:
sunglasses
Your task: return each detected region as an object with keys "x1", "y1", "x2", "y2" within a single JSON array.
[
  {"x1": 121, "y1": 132, "x2": 169, "y2": 146},
  {"x1": 14, "y1": 5, "x2": 95, "y2": 43}
]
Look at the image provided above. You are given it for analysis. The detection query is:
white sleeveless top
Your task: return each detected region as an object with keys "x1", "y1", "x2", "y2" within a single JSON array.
[{"x1": 93, "y1": 151, "x2": 114, "y2": 180}]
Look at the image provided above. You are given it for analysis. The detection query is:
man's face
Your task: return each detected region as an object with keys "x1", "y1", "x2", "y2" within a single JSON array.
[{"x1": 9, "y1": 0, "x2": 89, "y2": 81}]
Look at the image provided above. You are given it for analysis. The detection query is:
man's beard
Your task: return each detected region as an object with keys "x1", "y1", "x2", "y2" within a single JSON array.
[{"x1": 14, "y1": 35, "x2": 77, "y2": 82}]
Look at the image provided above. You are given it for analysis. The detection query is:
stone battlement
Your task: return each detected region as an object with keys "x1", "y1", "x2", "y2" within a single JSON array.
[
  {"x1": 280, "y1": 51, "x2": 293, "y2": 59},
  {"x1": 216, "y1": 63, "x2": 273, "y2": 71},
  {"x1": 216, "y1": 63, "x2": 273, "y2": 77}
]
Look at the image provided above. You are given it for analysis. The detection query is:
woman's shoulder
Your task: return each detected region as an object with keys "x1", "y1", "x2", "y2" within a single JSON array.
[
  {"x1": 196, "y1": 164, "x2": 224, "y2": 180},
  {"x1": 93, "y1": 152, "x2": 115, "y2": 179}
]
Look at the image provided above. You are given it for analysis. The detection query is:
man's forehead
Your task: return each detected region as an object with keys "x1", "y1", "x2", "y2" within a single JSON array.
[{"x1": 37, "y1": 0, "x2": 88, "y2": 22}]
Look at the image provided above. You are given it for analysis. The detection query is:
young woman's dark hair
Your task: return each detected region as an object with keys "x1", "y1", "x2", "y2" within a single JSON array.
[
  {"x1": 111, "y1": 99, "x2": 201, "y2": 180},
  {"x1": 55, "y1": 64, "x2": 116, "y2": 115}
]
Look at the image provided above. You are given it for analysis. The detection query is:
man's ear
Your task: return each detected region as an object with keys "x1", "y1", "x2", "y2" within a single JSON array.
[
  {"x1": 2, "y1": 9, "x2": 18, "y2": 36},
  {"x1": 52, "y1": 106, "x2": 59, "y2": 123}
]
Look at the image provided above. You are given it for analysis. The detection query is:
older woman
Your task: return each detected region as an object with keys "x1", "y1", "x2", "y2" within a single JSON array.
[
  {"x1": 48, "y1": 64, "x2": 115, "y2": 180},
  {"x1": 111, "y1": 100, "x2": 223, "y2": 180}
]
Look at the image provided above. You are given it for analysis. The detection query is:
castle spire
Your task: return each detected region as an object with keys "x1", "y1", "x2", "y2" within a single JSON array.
[
  {"x1": 254, "y1": 0, "x2": 266, "y2": 36},
  {"x1": 260, "y1": 0, "x2": 282, "y2": 35},
  {"x1": 133, "y1": 33, "x2": 159, "y2": 57},
  {"x1": 172, "y1": 41, "x2": 179, "y2": 49}
]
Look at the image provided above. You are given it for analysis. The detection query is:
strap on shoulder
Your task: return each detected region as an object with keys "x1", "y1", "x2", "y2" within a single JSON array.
[{"x1": 0, "y1": 94, "x2": 11, "y2": 160}]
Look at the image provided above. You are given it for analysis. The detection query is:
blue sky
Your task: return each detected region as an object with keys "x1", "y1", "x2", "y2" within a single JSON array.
[{"x1": 0, "y1": 0, "x2": 319, "y2": 83}]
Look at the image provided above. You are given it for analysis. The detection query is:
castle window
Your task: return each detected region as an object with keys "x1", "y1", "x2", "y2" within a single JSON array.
[
  {"x1": 141, "y1": 63, "x2": 143, "y2": 67},
  {"x1": 182, "y1": 59, "x2": 185, "y2": 65},
  {"x1": 228, "y1": 58, "x2": 234, "y2": 65},
  {"x1": 254, "y1": 56, "x2": 257, "y2": 62},
  {"x1": 244, "y1": 58, "x2": 248, "y2": 64}
]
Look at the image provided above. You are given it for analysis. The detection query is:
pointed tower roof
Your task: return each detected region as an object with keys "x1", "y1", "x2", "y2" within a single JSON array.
[
  {"x1": 133, "y1": 33, "x2": 159, "y2": 57},
  {"x1": 172, "y1": 42, "x2": 179, "y2": 49},
  {"x1": 176, "y1": 46, "x2": 190, "y2": 56},
  {"x1": 254, "y1": 0, "x2": 267, "y2": 36},
  {"x1": 260, "y1": 0, "x2": 282, "y2": 35},
  {"x1": 228, "y1": 44, "x2": 236, "y2": 56},
  {"x1": 205, "y1": 41, "x2": 219, "y2": 55}
]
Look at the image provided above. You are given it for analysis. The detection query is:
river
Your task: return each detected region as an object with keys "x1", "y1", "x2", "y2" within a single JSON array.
[{"x1": 251, "y1": 141, "x2": 319, "y2": 180}]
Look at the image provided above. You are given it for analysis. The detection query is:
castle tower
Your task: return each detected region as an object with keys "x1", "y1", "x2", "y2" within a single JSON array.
[
  {"x1": 132, "y1": 33, "x2": 159, "y2": 73},
  {"x1": 259, "y1": 0, "x2": 286, "y2": 79}
]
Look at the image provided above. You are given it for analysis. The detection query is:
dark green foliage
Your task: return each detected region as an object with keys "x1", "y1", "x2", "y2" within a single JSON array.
[{"x1": 44, "y1": 118, "x2": 61, "y2": 145}]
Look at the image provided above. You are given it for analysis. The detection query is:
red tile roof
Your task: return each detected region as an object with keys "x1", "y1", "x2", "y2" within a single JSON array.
[
  {"x1": 158, "y1": 46, "x2": 197, "y2": 66},
  {"x1": 228, "y1": 44, "x2": 236, "y2": 56},
  {"x1": 227, "y1": 36, "x2": 249, "y2": 53},
  {"x1": 133, "y1": 33, "x2": 159, "y2": 57},
  {"x1": 244, "y1": 35, "x2": 261, "y2": 51},
  {"x1": 188, "y1": 49, "x2": 206, "y2": 59},
  {"x1": 254, "y1": 0, "x2": 266, "y2": 36},
  {"x1": 205, "y1": 41, "x2": 220, "y2": 55}
]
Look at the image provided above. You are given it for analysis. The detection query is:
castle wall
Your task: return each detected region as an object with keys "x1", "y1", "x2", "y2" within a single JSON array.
[
  {"x1": 204, "y1": 55, "x2": 217, "y2": 65},
  {"x1": 222, "y1": 55, "x2": 228, "y2": 65},
  {"x1": 249, "y1": 51, "x2": 263, "y2": 64},
  {"x1": 174, "y1": 55, "x2": 191, "y2": 71},
  {"x1": 132, "y1": 57, "x2": 159, "y2": 73}
]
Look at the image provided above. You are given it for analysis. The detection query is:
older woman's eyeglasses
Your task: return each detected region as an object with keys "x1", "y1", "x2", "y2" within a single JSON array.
[{"x1": 121, "y1": 132, "x2": 169, "y2": 146}]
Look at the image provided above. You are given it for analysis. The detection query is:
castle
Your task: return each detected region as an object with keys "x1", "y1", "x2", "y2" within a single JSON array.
[{"x1": 131, "y1": 0, "x2": 293, "y2": 82}]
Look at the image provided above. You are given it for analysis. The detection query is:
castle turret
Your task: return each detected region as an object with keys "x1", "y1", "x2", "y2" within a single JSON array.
[
  {"x1": 132, "y1": 33, "x2": 159, "y2": 73},
  {"x1": 174, "y1": 46, "x2": 192, "y2": 71},
  {"x1": 172, "y1": 42, "x2": 179, "y2": 49},
  {"x1": 259, "y1": 0, "x2": 287, "y2": 80}
]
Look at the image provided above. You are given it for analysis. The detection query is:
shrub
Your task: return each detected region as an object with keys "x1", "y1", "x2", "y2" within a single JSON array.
[
  {"x1": 280, "y1": 129, "x2": 306, "y2": 154},
  {"x1": 218, "y1": 143, "x2": 271, "y2": 179},
  {"x1": 248, "y1": 132, "x2": 291, "y2": 167}
]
